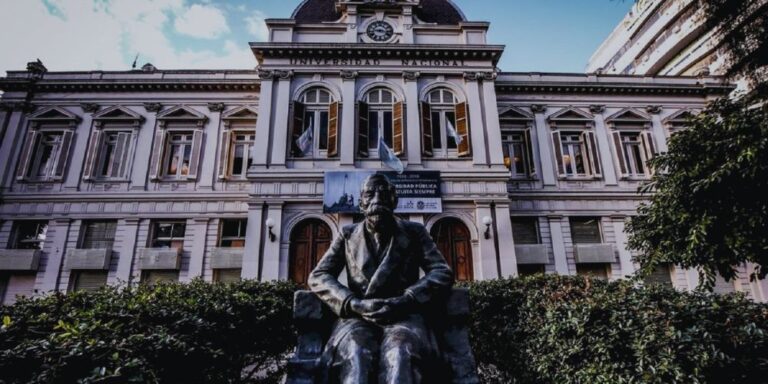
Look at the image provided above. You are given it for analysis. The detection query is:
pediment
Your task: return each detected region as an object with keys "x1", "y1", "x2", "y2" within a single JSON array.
[
  {"x1": 28, "y1": 106, "x2": 79, "y2": 122},
  {"x1": 664, "y1": 109, "x2": 698, "y2": 125},
  {"x1": 548, "y1": 107, "x2": 592, "y2": 122},
  {"x1": 157, "y1": 105, "x2": 207, "y2": 121},
  {"x1": 606, "y1": 108, "x2": 650, "y2": 123},
  {"x1": 222, "y1": 106, "x2": 259, "y2": 120},
  {"x1": 498, "y1": 106, "x2": 533, "y2": 121},
  {"x1": 93, "y1": 105, "x2": 144, "y2": 121}
]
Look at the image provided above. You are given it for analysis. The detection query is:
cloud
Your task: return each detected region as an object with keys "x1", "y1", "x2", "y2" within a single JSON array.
[
  {"x1": 245, "y1": 10, "x2": 269, "y2": 42},
  {"x1": 174, "y1": 4, "x2": 230, "y2": 39},
  {"x1": 0, "y1": 0, "x2": 256, "y2": 72}
]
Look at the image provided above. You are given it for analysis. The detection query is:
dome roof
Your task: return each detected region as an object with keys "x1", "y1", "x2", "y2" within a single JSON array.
[{"x1": 292, "y1": 0, "x2": 466, "y2": 25}]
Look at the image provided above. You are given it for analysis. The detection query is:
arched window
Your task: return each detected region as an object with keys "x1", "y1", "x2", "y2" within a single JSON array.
[
  {"x1": 358, "y1": 88, "x2": 404, "y2": 158},
  {"x1": 421, "y1": 88, "x2": 470, "y2": 158},
  {"x1": 291, "y1": 88, "x2": 339, "y2": 158}
]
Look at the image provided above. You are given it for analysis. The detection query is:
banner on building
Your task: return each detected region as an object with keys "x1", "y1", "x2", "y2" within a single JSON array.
[{"x1": 323, "y1": 171, "x2": 442, "y2": 214}]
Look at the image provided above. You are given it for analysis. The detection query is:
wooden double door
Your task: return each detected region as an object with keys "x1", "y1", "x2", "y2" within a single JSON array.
[
  {"x1": 289, "y1": 219, "x2": 333, "y2": 286},
  {"x1": 431, "y1": 218, "x2": 474, "y2": 282}
]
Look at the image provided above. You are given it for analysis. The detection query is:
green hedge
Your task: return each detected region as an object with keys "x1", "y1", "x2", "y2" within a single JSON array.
[
  {"x1": 0, "y1": 280, "x2": 297, "y2": 384},
  {"x1": 1, "y1": 276, "x2": 767, "y2": 383}
]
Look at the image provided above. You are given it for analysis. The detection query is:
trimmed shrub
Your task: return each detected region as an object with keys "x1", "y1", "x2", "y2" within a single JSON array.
[
  {"x1": 0, "y1": 279, "x2": 297, "y2": 384},
  {"x1": 469, "y1": 275, "x2": 768, "y2": 383}
]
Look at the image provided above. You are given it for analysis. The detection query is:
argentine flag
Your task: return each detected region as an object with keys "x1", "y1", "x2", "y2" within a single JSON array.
[
  {"x1": 446, "y1": 119, "x2": 463, "y2": 146},
  {"x1": 378, "y1": 138, "x2": 404, "y2": 174},
  {"x1": 296, "y1": 116, "x2": 314, "y2": 156}
]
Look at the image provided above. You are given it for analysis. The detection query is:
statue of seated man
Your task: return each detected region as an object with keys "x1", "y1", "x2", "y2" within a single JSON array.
[{"x1": 308, "y1": 174, "x2": 455, "y2": 384}]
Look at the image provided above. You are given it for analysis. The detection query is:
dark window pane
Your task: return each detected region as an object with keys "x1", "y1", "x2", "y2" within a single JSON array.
[
  {"x1": 511, "y1": 218, "x2": 539, "y2": 244},
  {"x1": 232, "y1": 145, "x2": 244, "y2": 175},
  {"x1": 431, "y1": 111, "x2": 442, "y2": 149},
  {"x1": 446, "y1": 112, "x2": 457, "y2": 149},
  {"x1": 82, "y1": 221, "x2": 117, "y2": 249},
  {"x1": 644, "y1": 264, "x2": 673, "y2": 287},
  {"x1": 383, "y1": 111, "x2": 393, "y2": 147},
  {"x1": 319, "y1": 111, "x2": 329, "y2": 150},
  {"x1": 11, "y1": 221, "x2": 48, "y2": 250},
  {"x1": 570, "y1": 218, "x2": 602, "y2": 244},
  {"x1": 369, "y1": 112, "x2": 379, "y2": 148},
  {"x1": 214, "y1": 269, "x2": 242, "y2": 283},
  {"x1": 576, "y1": 264, "x2": 609, "y2": 280},
  {"x1": 70, "y1": 271, "x2": 108, "y2": 292}
]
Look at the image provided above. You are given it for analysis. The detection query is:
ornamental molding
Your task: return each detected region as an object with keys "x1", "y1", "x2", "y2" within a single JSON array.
[
  {"x1": 340, "y1": 70, "x2": 359, "y2": 80},
  {"x1": 143, "y1": 103, "x2": 163, "y2": 113},
  {"x1": 0, "y1": 102, "x2": 34, "y2": 112},
  {"x1": 530, "y1": 104, "x2": 547, "y2": 114},
  {"x1": 496, "y1": 82, "x2": 734, "y2": 96},
  {"x1": 275, "y1": 70, "x2": 294, "y2": 80},
  {"x1": 80, "y1": 103, "x2": 100, "y2": 114},
  {"x1": 402, "y1": 71, "x2": 421, "y2": 81},
  {"x1": 646, "y1": 105, "x2": 663, "y2": 114},
  {"x1": 588, "y1": 105, "x2": 606, "y2": 114},
  {"x1": 463, "y1": 71, "x2": 497, "y2": 82},
  {"x1": 207, "y1": 103, "x2": 226, "y2": 113}
]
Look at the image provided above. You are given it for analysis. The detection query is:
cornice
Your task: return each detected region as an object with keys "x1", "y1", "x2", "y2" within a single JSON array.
[
  {"x1": 0, "y1": 78, "x2": 260, "y2": 93},
  {"x1": 251, "y1": 43, "x2": 505, "y2": 64},
  {"x1": 495, "y1": 81, "x2": 735, "y2": 96}
]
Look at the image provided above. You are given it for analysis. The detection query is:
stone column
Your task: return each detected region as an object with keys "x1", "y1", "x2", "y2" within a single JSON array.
[
  {"x1": 589, "y1": 105, "x2": 618, "y2": 186},
  {"x1": 403, "y1": 71, "x2": 422, "y2": 166},
  {"x1": 611, "y1": 215, "x2": 636, "y2": 278},
  {"x1": 261, "y1": 202, "x2": 285, "y2": 281},
  {"x1": 647, "y1": 105, "x2": 669, "y2": 152},
  {"x1": 242, "y1": 202, "x2": 265, "y2": 280},
  {"x1": 269, "y1": 70, "x2": 294, "y2": 168},
  {"x1": 0, "y1": 104, "x2": 29, "y2": 190},
  {"x1": 184, "y1": 218, "x2": 209, "y2": 282},
  {"x1": 548, "y1": 216, "x2": 569, "y2": 275},
  {"x1": 130, "y1": 103, "x2": 162, "y2": 191},
  {"x1": 199, "y1": 103, "x2": 224, "y2": 190},
  {"x1": 36, "y1": 218, "x2": 71, "y2": 294},
  {"x1": 475, "y1": 201, "x2": 498, "y2": 280},
  {"x1": 532, "y1": 105, "x2": 557, "y2": 186},
  {"x1": 494, "y1": 201, "x2": 518, "y2": 277},
  {"x1": 463, "y1": 73, "x2": 489, "y2": 166},
  {"x1": 340, "y1": 71, "x2": 358, "y2": 166},
  {"x1": 112, "y1": 218, "x2": 140, "y2": 285},
  {"x1": 253, "y1": 71, "x2": 275, "y2": 167},
  {"x1": 481, "y1": 75, "x2": 505, "y2": 166},
  {"x1": 63, "y1": 104, "x2": 98, "y2": 191}
]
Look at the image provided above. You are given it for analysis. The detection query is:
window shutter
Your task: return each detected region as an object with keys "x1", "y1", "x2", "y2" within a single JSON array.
[
  {"x1": 118, "y1": 132, "x2": 135, "y2": 179},
  {"x1": 583, "y1": 131, "x2": 602, "y2": 178},
  {"x1": 420, "y1": 101, "x2": 433, "y2": 157},
  {"x1": 455, "y1": 102, "x2": 471, "y2": 157},
  {"x1": 524, "y1": 129, "x2": 536, "y2": 177},
  {"x1": 612, "y1": 131, "x2": 629, "y2": 178},
  {"x1": 53, "y1": 130, "x2": 74, "y2": 181},
  {"x1": 110, "y1": 132, "x2": 131, "y2": 178},
  {"x1": 327, "y1": 101, "x2": 339, "y2": 157},
  {"x1": 291, "y1": 102, "x2": 306, "y2": 157},
  {"x1": 186, "y1": 130, "x2": 204, "y2": 180},
  {"x1": 392, "y1": 101, "x2": 404, "y2": 156},
  {"x1": 82, "y1": 130, "x2": 102, "y2": 180},
  {"x1": 16, "y1": 131, "x2": 40, "y2": 181},
  {"x1": 218, "y1": 130, "x2": 232, "y2": 180},
  {"x1": 551, "y1": 131, "x2": 565, "y2": 177},
  {"x1": 148, "y1": 130, "x2": 167, "y2": 181},
  {"x1": 640, "y1": 131, "x2": 657, "y2": 175},
  {"x1": 357, "y1": 101, "x2": 369, "y2": 157},
  {"x1": 72, "y1": 271, "x2": 108, "y2": 293}
]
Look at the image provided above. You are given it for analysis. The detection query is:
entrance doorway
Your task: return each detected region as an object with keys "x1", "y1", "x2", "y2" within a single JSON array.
[
  {"x1": 430, "y1": 218, "x2": 474, "y2": 282},
  {"x1": 289, "y1": 219, "x2": 333, "y2": 285}
]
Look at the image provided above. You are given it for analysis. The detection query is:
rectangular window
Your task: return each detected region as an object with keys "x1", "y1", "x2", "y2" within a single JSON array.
[
  {"x1": 560, "y1": 132, "x2": 588, "y2": 177},
  {"x1": 80, "y1": 221, "x2": 117, "y2": 249},
  {"x1": 576, "y1": 264, "x2": 610, "y2": 280},
  {"x1": 214, "y1": 269, "x2": 241, "y2": 283},
  {"x1": 30, "y1": 132, "x2": 64, "y2": 179},
  {"x1": 141, "y1": 270, "x2": 179, "y2": 286},
  {"x1": 96, "y1": 131, "x2": 132, "y2": 179},
  {"x1": 9, "y1": 221, "x2": 48, "y2": 250},
  {"x1": 368, "y1": 110, "x2": 393, "y2": 153},
  {"x1": 431, "y1": 110, "x2": 458, "y2": 155},
  {"x1": 219, "y1": 219, "x2": 247, "y2": 248},
  {"x1": 621, "y1": 133, "x2": 648, "y2": 177},
  {"x1": 503, "y1": 132, "x2": 535, "y2": 177},
  {"x1": 164, "y1": 133, "x2": 193, "y2": 178},
  {"x1": 511, "y1": 217, "x2": 540, "y2": 245},
  {"x1": 570, "y1": 217, "x2": 602, "y2": 244},
  {"x1": 69, "y1": 271, "x2": 108, "y2": 292},
  {"x1": 150, "y1": 221, "x2": 186, "y2": 249},
  {"x1": 644, "y1": 264, "x2": 673, "y2": 287},
  {"x1": 230, "y1": 133, "x2": 255, "y2": 178}
]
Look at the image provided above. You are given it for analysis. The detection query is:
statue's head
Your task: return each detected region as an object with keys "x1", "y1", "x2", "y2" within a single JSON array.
[{"x1": 359, "y1": 174, "x2": 398, "y2": 224}]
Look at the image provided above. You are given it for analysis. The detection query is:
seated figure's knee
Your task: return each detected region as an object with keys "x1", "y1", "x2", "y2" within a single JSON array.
[
  {"x1": 380, "y1": 329, "x2": 422, "y2": 364},
  {"x1": 339, "y1": 327, "x2": 378, "y2": 361}
]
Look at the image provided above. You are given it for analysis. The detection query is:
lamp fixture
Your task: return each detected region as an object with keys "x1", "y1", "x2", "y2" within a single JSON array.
[
  {"x1": 482, "y1": 216, "x2": 493, "y2": 239},
  {"x1": 266, "y1": 218, "x2": 276, "y2": 242}
]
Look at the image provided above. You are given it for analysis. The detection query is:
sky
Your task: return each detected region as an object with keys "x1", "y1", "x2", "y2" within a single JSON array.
[{"x1": 0, "y1": 0, "x2": 633, "y2": 74}]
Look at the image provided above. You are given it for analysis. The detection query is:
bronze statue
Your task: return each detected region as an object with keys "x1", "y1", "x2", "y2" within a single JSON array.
[{"x1": 308, "y1": 174, "x2": 455, "y2": 384}]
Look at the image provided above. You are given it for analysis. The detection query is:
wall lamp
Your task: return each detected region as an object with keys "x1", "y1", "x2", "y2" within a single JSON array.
[
  {"x1": 266, "y1": 218, "x2": 276, "y2": 242},
  {"x1": 482, "y1": 216, "x2": 493, "y2": 240}
]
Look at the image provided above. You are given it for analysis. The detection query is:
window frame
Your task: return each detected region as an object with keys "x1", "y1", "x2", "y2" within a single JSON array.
[
  {"x1": 92, "y1": 129, "x2": 136, "y2": 181},
  {"x1": 79, "y1": 220, "x2": 118, "y2": 250},
  {"x1": 427, "y1": 89, "x2": 461, "y2": 159},
  {"x1": 511, "y1": 217, "x2": 541, "y2": 245},
  {"x1": 365, "y1": 88, "x2": 398, "y2": 157},
  {"x1": 219, "y1": 219, "x2": 247, "y2": 248},
  {"x1": 149, "y1": 221, "x2": 186, "y2": 249},
  {"x1": 29, "y1": 131, "x2": 66, "y2": 181},
  {"x1": 8, "y1": 221, "x2": 48, "y2": 250},
  {"x1": 298, "y1": 88, "x2": 335, "y2": 159},
  {"x1": 162, "y1": 132, "x2": 195, "y2": 180},
  {"x1": 229, "y1": 131, "x2": 255, "y2": 179},
  {"x1": 569, "y1": 217, "x2": 603, "y2": 244}
]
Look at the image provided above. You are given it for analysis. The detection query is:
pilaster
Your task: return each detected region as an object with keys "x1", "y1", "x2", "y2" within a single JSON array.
[
  {"x1": 112, "y1": 218, "x2": 140, "y2": 285},
  {"x1": 198, "y1": 103, "x2": 225, "y2": 190},
  {"x1": 610, "y1": 215, "x2": 635, "y2": 278},
  {"x1": 269, "y1": 71, "x2": 294, "y2": 168},
  {"x1": 589, "y1": 105, "x2": 618, "y2": 186},
  {"x1": 463, "y1": 74, "x2": 489, "y2": 166},
  {"x1": 184, "y1": 218, "x2": 209, "y2": 282},
  {"x1": 261, "y1": 202, "x2": 285, "y2": 281},
  {"x1": 547, "y1": 215, "x2": 569, "y2": 275},
  {"x1": 130, "y1": 103, "x2": 161, "y2": 191},
  {"x1": 242, "y1": 202, "x2": 265, "y2": 280},
  {"x1": 0, "y1": 106, "x2": 29, "y2": 190},
  {"x1": 647, "y1": 105, "x2": 669, "y2": 152},
  {"x1": 532, "y1": 105, "x2": 557, "y2": 186},
  {"x1": 475, "y1": 201, "x2": 498, "y2": 280},
  {"x1": 481, "y1": 76, "x2": 505, "y2": 166},
  {"x1": 494, "y1": 202, "x2": 518, "y2": 277},
  {"x1": 340, "y1": 71, "x2": 358, "y2": 166},
  {"x1": 253, "y1": 71, "x2": 275, "y2": 167},
  {"x1": 403, "y1": 71, "x2": 422, "y2": 166},
  {"x1": 36, "y1": 218, "x2": 71, "y2": 294},
  {"x1": 63, "y1": 104, "x2": 98, "y2": 191}
]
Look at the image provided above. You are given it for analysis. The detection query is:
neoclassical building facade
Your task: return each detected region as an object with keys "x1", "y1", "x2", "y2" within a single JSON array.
[{"x1": 1, "y1": 0, "x2": 763, "y2": 304}]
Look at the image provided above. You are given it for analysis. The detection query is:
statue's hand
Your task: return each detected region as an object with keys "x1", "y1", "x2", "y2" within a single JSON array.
[
  {"x1": 363, "y1": 295, "x2": 415, "y2": 325},
  {"x1": 349, "y1": 298, "x2": 387, "y2": 318}
]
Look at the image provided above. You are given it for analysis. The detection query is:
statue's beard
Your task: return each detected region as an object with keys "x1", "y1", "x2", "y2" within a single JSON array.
[{"x1": 364, "y1": 204, "x2": 394, "y2": 228}]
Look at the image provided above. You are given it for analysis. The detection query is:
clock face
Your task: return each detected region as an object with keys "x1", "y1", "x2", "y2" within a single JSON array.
[{"x1": 366, "y1": 21, "x2": 395, "y2": 42}]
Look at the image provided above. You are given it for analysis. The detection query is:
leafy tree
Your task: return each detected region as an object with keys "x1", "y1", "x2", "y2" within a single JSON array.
[{"x1": 626, "y1": 96, "x2": 768, "y2": 288}]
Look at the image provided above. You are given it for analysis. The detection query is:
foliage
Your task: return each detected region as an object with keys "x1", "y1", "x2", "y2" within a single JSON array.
[
  {"x1": 469, "y1": 275, "x2": 768, "y2": 384},
  {"x1": 0, "y1": 279, "x2": 297, "y2": 384},
  {"x1": 697, "y1": 0, "x2": 768, "y2": 95},
  {"x1": 625, "y1": 97, "x2": 768, "y2": 288}
]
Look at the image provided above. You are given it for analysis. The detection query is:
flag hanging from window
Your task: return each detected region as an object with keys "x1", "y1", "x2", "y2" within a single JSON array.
[
  {"x1": 378, "y1": 137, "x2": 404, "y2": 174},
  {"x1": 446, "y1": 118, "x2": 463, "y2": 146},
  {"x1": 296, "y1": 116, "x2": 314, "y2": 156}
]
